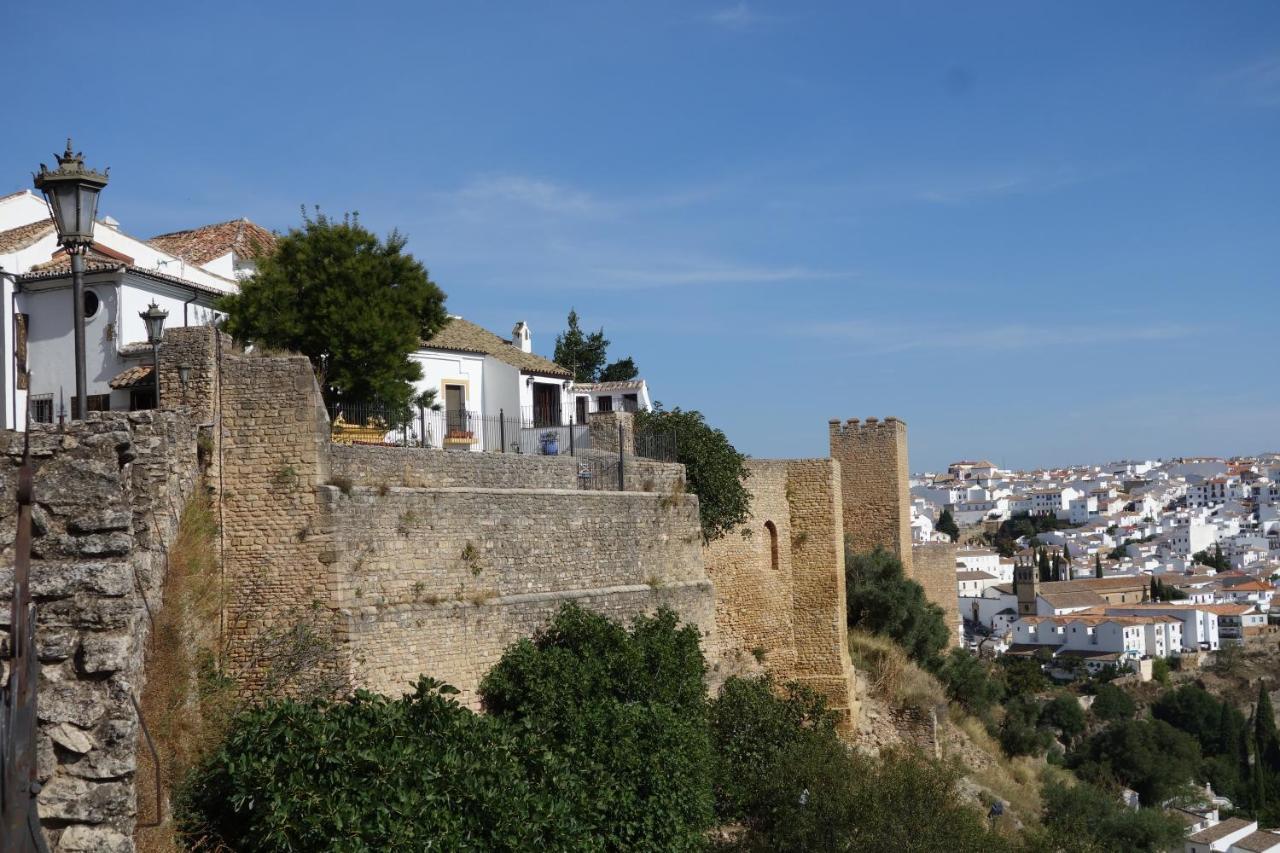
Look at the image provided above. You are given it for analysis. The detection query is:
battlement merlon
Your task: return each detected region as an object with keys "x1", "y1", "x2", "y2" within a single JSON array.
[{"x1": 827, "y1": 416, "x2": 907, "y2": 437}]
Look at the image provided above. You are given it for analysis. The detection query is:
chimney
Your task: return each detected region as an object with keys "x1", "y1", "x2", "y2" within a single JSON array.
[{"x1": 512, "y1": 321, "x2": 531, "y2": 353}]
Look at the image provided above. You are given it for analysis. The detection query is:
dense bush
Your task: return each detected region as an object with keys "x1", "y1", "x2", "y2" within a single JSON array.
[
  {"x1": 634, "y1": 404, "x2": 751, "y2": 542},
  {"x1": 1040, "y1": 692, "x2": 1086, "y2": 743},
  {"x1": 1069, "y1": 719, "x2": 1201, "y2": 805},
  {"x1": 1090, "y1": 683, "x2": 1136, "y2": 721},
  {"x1": 711, "y1": 677, "x2": 1005, "y2": 852},
  {"x1": 178, "y1": 604, "x2": 714, "y2": 851},
  {"x1": 1032, "y1": 780, "x2": 1186, "y2": 852},
  {"x1": 479, "y1": 604, "x2": 714, "y2": 851},
  {"x1": 174, "y1": 678, "x2": 584, "y2": 851},
  {"x1": 845, "y1": 546, "x2": 950, "y2": 667},
  {"x1": 936, "y1": 647, "x2": 1005, "y2": 718}
]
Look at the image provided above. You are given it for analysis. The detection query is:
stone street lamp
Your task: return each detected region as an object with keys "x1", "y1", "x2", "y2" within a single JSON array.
[
  {"x1": 139, "y1": 302, "x2": 168, "y2": 409},
  {"x1": 32, "y1": 140, "x2": 108, "y2": 421}
]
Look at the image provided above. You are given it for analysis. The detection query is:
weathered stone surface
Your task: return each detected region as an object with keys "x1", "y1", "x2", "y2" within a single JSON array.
[
  {"x1": 67, "y1": 509, "x2": 132, "y2": 535},
  {"x1": 49, "y1": 722, "x2": 96, "y2": 755},
  {"x1": 66, "y1": 719, "x2": 136, "y2": 780},
  {"x1": 79, "y1": 634, "x2": 133, "y2": 674},
  {"x1": 38, "y1": 681, "x2": 107, "y2": 728},
  {"x1": 37, "y1": 629, "x2": 79, "y2": 662},
  {"x1": 38, "y1": 775, "x2": 131, "y2": 823},
  {"x1": 57, "y1": 825, "x2": 133, "y2": 853},
  {"x1": 0, "y1": 561, "x2": 135, "y2": 598},
  {"x1": 58, "y1": 532, "x2": 134, "y2": 558}
]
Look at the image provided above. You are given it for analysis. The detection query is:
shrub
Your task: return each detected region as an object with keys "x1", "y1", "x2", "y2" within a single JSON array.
[
  {"x1": 710, "y1": 677, "x2": 1005, "y2": 853},
  {"x1": 634, "y1": 404, "x2": 751, "y2": 542},
  {"x1": 1036, "y1": 780, "x2": 1187, "y2": 852},
  {"x1": 1069, "y1": 719, "x2": 1201, "y2": 805},
  {"x1": 480, "y1": 604, "x2": 714, "y2": 851},
  {"x1": 175, "y1": 679, "x2": 583, "y2": 851},
  {"x1": 180, "y1": 604, "x2": 715, "y2": 852},
  {"x1": 845, "y1": 546, "x2": 949, "y2": 667},
  {"x1": 1041, "y1": 692, "x2": 1086, "y2": 743},
  {"x1": 936, "y1": 648, "x2": 1005, "y2": 718},
  {"x1": 1091, "y1": 683, "x2": 1136, "y2": 721}
]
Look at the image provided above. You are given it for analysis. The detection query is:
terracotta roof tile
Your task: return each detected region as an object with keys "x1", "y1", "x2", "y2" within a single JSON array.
[
  {"x1": 0, "y1": 220, "x2": 55, "y2": 253},
  {"x1": 422, "y1": 317, "x2": 570, "y2": 377},
  {"x1": 148, "y1": 218, "x2": 277, "y2": 266},
  {"x1": 573, "y1": 380, "x2": 645, "y2": 392},
  {"x1": 109, "y1": 364, "x2": 153, "y2": 389}
]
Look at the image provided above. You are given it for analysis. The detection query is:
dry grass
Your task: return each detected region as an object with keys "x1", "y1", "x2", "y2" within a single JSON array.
[
  {"x1": 847, "y1": 630, "x2": 945, "y2": 714},
  {"x1": 136, "y1": 486, "x2": 232, "y2": 853},
  {"x1": 950, "y1": 711, "x2": 1072, "y2": 831}
]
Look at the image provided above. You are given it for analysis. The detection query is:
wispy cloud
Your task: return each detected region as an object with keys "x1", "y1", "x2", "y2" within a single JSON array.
[
  {"x1": 787, "y1": 319, "x2": 1204, "y2": 353},
  {"x1": 591, "y1": 264, "x2": 848, "y2": 288},
  {"x1": 909, "y1": 164, "x2": 1088, "y2": 205},
  {"x1": 440, "y1": 175, "x2": 607, "y2": 217},
  {"x1": 1208, "y1": 55, "x2": 1280, "y2": 108},
  {"x1": 706, "y1": 3, "x2": 770, "y2": 31}
]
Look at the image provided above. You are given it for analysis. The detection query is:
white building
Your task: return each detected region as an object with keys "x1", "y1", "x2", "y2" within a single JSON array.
[{"x1": 1, "y1": 188, "x2": 272, "y2": 427}]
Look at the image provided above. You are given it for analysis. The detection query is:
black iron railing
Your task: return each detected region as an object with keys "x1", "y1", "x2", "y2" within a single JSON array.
[{"x1": 324, "y1": 399, "x2": 676, "y2": 463}]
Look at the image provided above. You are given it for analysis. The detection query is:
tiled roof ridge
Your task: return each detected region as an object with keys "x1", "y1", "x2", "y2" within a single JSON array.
[{"x1": 0, "y1": 219, "x2": 56, "y2": 254}]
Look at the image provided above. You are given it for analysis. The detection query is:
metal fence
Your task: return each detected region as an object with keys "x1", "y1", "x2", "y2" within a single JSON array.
[{"x1": 325, "y1": 399, "x2": 677, "y2": 463}]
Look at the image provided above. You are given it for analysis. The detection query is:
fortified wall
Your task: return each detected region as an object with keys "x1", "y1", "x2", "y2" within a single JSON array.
[
  {"x1": 702, "y1": 458, "x2": 857, "y2": 730},
  {"x1": 830, "y1": 417, "x2": 956, "y2": 643},
  {"x1": 206, "y1": 335, "x2": 716, "y2": 707},
  {"x1": 703, "y1": 415, "x2": 961, "y2": 726},
  {"x1": 1, "y1": 327, "x2": 946, "y2": 848}
]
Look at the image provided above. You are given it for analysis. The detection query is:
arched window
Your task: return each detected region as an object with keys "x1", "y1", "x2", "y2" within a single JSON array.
[{"x1": 764, "y1": 520, "x2": 779, "y2": 571}]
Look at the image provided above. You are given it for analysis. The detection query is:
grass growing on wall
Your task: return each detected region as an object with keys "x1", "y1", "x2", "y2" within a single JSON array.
[{"x1": 136, "y1": 485, "x2": 232, "y2": 853}]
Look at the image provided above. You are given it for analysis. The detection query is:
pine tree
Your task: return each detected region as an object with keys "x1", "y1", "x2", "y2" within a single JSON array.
[
  {"x1": 936, "y1": 508, "x2": 960, "y2": 543},
  {"x1": 1095, "y1": 553, "x2": 1104, "y2": 579},
  {"x1": 553, "y1": 309, "x2": 610, "y2": 383},
  {"x1": 1259, "y1": 685, "x2": 1280, "y2": 774}
]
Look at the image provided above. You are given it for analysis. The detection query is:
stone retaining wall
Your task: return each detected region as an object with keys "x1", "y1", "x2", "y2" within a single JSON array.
[
  {"x1": 328, "y1": 443, "x2": 685, "y2": 493},
  {"x1": 0, "y1": 411, "x2": 200, "y2": 853}
]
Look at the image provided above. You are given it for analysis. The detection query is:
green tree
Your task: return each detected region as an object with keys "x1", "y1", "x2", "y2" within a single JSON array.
[
  {"x1": 1070, "y1": 719, "x2": 1202, "y2": 805},
  {"x1": 1091, "y1": 683, "x2": 1136, "y2": 721},
  {"x1": 1041, "y1": 692, "x2": 1086, "y2": 743},
  {"x1": 1000, "y1": 656, "x2": 1049, "y2": 698},
  {"x1": 845, "y1": 547, "x2": 950, "y2": 667},
  {"x1": 1095, "y1": 553, "x2": 1104, "y2": 578},
  {"x1": 1192, "y1": 544, "x2": 1231, "y2": 571},
  {"x1": 634, "y1": 403, "x2": 750, "y2": 542},
  {"x1": 936, "y1": 648, "x2": 1004, "y2": 718},
  {"x1": 1036, "y1": 780, "x2": 1186, "y2": 853},
  {"x1": 1062, "y1": 542, "x2": 1072, "y2": 564},
  {"x1": 1256, "y1": 684, "x2": 1280, "y2": 775},
  {"x1": 598, "y1": 356, "x2": 639, "y2": 382},
  {"x1": 220, "y1": 209, "x2": 447, "y2": 410},
  {"x1": 553, "y1": 309, "x2": 610, "y2": 382},
  {"x1": 175, "y1": 678, "x2": 586, "y2": 851},
  {"x1": 936, "y1": 508, "x2": 960, "y2": 542},
  {"x1": 480, "y1": 604, "x2": 714, "y2": 851}
]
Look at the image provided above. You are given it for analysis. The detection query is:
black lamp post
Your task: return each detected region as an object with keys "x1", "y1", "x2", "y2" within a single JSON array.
[
  {"x1": 139, "y1": 302, "x2": 168, "y2": 409},
  {"x1": 32, "y1": 140, "x2": 108, "y2": 421}
]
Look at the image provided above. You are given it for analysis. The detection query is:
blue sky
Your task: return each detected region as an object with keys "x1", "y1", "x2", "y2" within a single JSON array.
[{"x1": 5, "y1": 1, "x2": 1278, "y2": 471}]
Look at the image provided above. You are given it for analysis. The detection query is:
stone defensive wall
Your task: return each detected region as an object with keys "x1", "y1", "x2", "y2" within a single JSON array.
[
  {"x1": 0, "y1": 410, "x2": 202, "y2": 853},
  {"x1": 829, "y1": 417, "x2": 913, "y2": 576},
  {"x1": 328, "y1": 441, "x2": 686, "y2": 494},
  {"x1": 201, "y1": 332, "x2": 717, "y2": 709},
  {"x1": 702, "y1": 458, "x2": 857, "y2": 732},
  {"x1": 911, "y1": 541, "x2": 961, "y2": 647},
  {"x1": 321, "y1": 481, "x2": 711, "y2": 705}
]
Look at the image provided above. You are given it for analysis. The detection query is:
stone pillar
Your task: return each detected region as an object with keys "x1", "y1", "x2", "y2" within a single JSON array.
[{"x1": 588, "y1": 411, "x2": 635, "y2": 456}]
